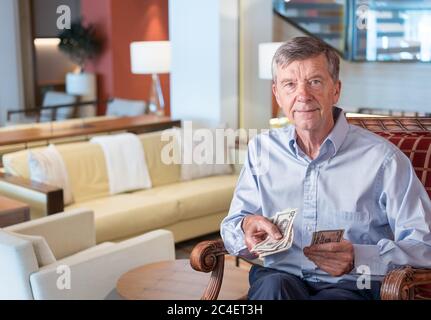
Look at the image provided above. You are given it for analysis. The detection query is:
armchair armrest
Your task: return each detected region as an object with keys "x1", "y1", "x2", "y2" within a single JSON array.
[
  {"x1": 29, "y1": 229, "x2": 175, "y2": 300},
  {"x1": 190, "y1": 239, "x2": 229, "y2": 300},
  {"x1": 6, "y1": 209, "x2": 95, "y2": 260},
  {"x1": 381, "y1": 266, "x2": 431, "y2": 300},
  {"x1": 191, "y1": 242, "x2": 431, "y2": 301},
  {"x1": 0, "y1": 172, "x2": 63, "y2": 217}
]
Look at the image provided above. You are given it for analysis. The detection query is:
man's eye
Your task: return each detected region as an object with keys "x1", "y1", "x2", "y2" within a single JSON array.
[
  {"x1": 284, "y1": 82, "x2": 295, "y2": 88},
  {"x1": 310, "y1": 79, "x2": 322, "y2": 86}
]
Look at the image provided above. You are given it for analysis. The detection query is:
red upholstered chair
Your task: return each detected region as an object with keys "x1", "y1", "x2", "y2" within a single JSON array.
[
  {"x1": 190, "y1": 117, "x2": 431, "y2": 300},
  {"x1": 348, "y1": 117, "x2": 431, "y2": 199}
]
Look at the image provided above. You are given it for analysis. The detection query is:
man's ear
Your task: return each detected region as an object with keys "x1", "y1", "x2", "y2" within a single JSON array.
[
  {"x1": 333, "y1": 80, "x2": 341, "y2": 104},
  {"x1": 272, "y1": 83, "x2": 281, "y2": 107}
]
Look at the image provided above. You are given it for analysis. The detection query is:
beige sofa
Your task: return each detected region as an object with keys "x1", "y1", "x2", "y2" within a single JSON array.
[{"x1": 0, "y1": 130, "x2": 239, "y2": 243}]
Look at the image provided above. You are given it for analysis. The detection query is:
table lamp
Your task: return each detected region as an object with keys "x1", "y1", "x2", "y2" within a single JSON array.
[
  {"x1": 66, "y1": 72, "x2": 97, "y2": 118},
  {"x1": 130, "y1": 41, "x2": 171, "y2": 116}
]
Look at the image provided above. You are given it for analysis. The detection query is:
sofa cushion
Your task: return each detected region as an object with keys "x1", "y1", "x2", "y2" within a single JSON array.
[
  {"x1": 66, "y1": 194, "x2": 179, "y2": 243},
  {"x1": 2, "y1": 142, "x2": 111, "y2": 203},
  {"x1": 3, "y1": 149, "x2": 32, "y2": 178},
  {"x1": 28, "y1": 145, "x2": 74, "y2": 205},
  {"x1": 58, "y1": 143, "x2": 110, "y2": 203},
  {"x1": 132, "y1": 174, "x2": 238, "y2": 220},
  {"x1": 3, "y1": 230, "x2": 56, "y2": 267},
  {"x1": 169, "y1": 127, "x2": 234, "y2": 181},
  {"x1": 139, "y1": 131, "x2": 181, "y2": 187}
]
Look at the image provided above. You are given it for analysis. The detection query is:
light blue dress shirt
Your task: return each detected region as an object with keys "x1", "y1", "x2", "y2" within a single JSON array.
[{"x1": 221, "y1": 108, "x2": 431, "y2": 284}]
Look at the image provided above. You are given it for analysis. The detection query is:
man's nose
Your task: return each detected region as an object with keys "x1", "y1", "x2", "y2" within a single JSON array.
[{"x1": 296, "y1": 83, "x2": 312, "y2": 103}]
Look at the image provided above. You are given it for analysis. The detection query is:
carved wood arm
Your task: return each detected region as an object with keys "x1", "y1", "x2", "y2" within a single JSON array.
[
  {"x1": 190, "y1": 239, "x2": 228, "y2": 300},
  {"x1": 381, "y1": 266, "x2": 431, "y2": 300},
  {"x1": 190, "y1": 242, "x2": 431, "y2": 301},
  {"x1": 0, "y1": 172, "x2": 64, "y2": 215}
]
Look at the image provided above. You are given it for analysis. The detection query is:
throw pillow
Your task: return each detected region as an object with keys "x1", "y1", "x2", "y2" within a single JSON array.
[
  {"x1": 28, "y1": 144, "x2": 74, "y2": 205},
  {"x1": 173, "y1": 126, "x2": 233, "y2": 181},
  {"x1": 4, "y1": 230, "x2": 56, "y2": 267}
]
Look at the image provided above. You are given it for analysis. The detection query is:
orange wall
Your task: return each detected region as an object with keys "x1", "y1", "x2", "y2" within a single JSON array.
[{"x1": 81, "y1": 0, "x2": 170, "y2": 115}]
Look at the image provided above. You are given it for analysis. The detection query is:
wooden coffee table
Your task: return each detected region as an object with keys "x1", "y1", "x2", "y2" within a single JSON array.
[
  {"x1": 116, "y1": 259, "x2": 249, "y2": 300},
  {"x1": 0, "y1": 195, "x2": 30, "y2": 227}
]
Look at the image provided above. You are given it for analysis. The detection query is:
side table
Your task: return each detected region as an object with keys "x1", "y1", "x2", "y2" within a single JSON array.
[
  {"x1": 0, "y1": 195, "x2": 30, "y2": 228},
  {"x1": 116, "y1": 259, "x2": 249, "y2": 300}
]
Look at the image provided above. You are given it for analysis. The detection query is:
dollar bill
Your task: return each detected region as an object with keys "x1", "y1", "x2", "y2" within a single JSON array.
[
  {"x1": 311, "y1": 229, "x2": 344, "y2": 245},
  {"x1": 251, "y1": 208, "x2": 297, "y2": 257},
  {"x1": 252, "y1": 209, "x2": 295, "y2": 251},
  {"x1": 259, "y1": 227, "x2": 294, "y2": 258}
]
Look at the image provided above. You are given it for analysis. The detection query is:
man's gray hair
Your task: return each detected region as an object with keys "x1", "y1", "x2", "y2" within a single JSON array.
[{"x1": 272, "y1": 36, "x2": 340, "y2": 83}]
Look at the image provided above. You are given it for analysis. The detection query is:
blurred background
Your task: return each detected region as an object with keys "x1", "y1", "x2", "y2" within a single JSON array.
[{"x1": 0, "y1": 0, "x2": 430, "y2": 130}]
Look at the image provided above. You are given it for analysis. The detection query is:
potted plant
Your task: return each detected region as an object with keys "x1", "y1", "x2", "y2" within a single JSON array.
[
  {"x1": 58, "y1": 19, "x2": 102, "y2": 71},
  {"x1": 58, "y1": 19, "x2": 102, "y2": 117}
]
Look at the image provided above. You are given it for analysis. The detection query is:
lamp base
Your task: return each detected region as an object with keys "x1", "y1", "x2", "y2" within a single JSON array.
[
  {"x1": 147, "y1": 73, "x2": 165, "y2": 116},
  {"x1": 147, "y1": 102, "x2": 158, "y2": 114},
  {"x1": 146, "y1": 101, "x2": 165, "y2": 117},
  {"x1": 155, "y1": 109, "x2": 165, "y2": 117}
]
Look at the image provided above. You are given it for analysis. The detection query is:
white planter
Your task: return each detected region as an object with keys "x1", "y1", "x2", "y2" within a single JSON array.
[{"x1": 66, "y1": 72, "x2": 97, "y2": 117}]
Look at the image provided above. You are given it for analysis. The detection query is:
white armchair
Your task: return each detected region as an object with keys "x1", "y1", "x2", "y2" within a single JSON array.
[
  {"x1": 0, "y1": 208, "x2": 175, "y2": 300},
  {"x1": 40, "y1": 91, "x2": 78, "y2": 122},
  {"x1": 106, "y1": 98, "x2": 146, "y2": 117}
]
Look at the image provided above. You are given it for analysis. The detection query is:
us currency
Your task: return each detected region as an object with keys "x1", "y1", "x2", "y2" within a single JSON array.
[
  {"x1": 251, "y1": 208, "x2": 297, "y2": 257},
  {"x1": 311, "y1": 229, "x2": 344, "y2": 245}
]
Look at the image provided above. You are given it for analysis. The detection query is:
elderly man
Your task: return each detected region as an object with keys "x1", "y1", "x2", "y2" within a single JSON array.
[{"x1": 221, "y1": 36, "x2": 431, "y2": 300}]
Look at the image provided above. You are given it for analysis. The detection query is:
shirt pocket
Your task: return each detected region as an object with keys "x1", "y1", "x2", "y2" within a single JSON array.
[{"x1": 328, "y1": 211, "x2": 371, "y2": 242}]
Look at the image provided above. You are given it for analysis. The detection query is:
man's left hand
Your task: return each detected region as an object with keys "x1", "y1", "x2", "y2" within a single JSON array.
[{"x1": 303, "y1": 240, "x2": 355, "y2": 277}]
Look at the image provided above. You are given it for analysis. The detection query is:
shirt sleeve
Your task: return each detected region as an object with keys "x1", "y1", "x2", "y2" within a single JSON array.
[
  {"x1": 354, "y1": 149, "x2": 431, "y2": 275},
  {"x1": 220, "y1": 138, "x2": 262, "y2": 257}
]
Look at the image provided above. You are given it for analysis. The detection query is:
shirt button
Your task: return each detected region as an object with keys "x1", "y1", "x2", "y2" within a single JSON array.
[
  {"x1": 306, "y1": 225, "x2": 313, "y2": 232},
  {"x1": 360, "y1": 234, "x2": 371, "y2": 244}
]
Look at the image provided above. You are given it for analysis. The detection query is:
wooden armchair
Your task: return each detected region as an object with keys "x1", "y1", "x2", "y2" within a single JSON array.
[
  {"x1": 191, "y1": 239, "x2": 431, "y2": 300},
  {"x1": 191, "y1": 117, "x2": 431, "y2": 300}
]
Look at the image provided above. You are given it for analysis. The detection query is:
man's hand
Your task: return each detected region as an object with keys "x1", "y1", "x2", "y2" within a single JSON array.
[
  {"x1": 242, "y1": 215, "x2": 282, "y2": 253},
  {"x1": 303, "y1": 240, "x2": 354, "y2": 277}
]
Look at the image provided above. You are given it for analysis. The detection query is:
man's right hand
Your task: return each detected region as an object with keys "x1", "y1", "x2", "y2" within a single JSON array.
[{"x1": 242, "y1": 215, "x2": 283, "y2": 254}]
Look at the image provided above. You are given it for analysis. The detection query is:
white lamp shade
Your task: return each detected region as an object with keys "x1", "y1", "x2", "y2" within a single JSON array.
[
  {"x1": 66, "y1": 72, "x2": 96, "y2": 96},
  {"x1": 258, "y1": 42, "x2": 284, "y2": 80},
  {"x1": 130, "y1": 41, "x2": 171, "y2": 74}
]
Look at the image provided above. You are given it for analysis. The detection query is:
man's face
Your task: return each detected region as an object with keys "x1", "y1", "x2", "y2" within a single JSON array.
[{"x1": 272, "y1": 53, "x2": 341, "y2": 133}]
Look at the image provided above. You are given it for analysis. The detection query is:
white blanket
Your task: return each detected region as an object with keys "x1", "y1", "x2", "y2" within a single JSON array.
[{"x1": 91, "y1": 133, "x2": 152, "y2": 194}]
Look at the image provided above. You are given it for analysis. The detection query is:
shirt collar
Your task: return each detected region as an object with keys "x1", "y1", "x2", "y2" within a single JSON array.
[
  {"x1": 286, "y1": 107, "x2": 349, "y2": 158},
  {"x1": 325, "y1": 107, "x2": 349, "y2": 156}
]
